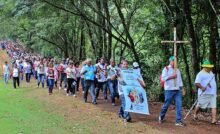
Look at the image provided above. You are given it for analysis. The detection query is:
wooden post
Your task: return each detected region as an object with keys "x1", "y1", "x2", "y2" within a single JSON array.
[{"x1": 161, "y1": 27, "x2": 189, "y2": 87}]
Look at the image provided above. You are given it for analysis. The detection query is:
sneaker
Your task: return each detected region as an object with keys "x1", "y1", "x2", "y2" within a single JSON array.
[
  {"x1": 64, "y1": 88, "x2": 67, "y2": 91},
  {"x1": 112, "y1": 103, "x2": 116, "y2": 106},
  {"x1": 119, "y1": 114, "x2": 123, "y2": 118},
  {"x1": 66, "y1": 93, "x2": 69, "y2": 96},
  {"x1": 92, "y1": 102, "x2": 97, "y2": 105},
  {"x1": 175, "y1": 121, "x2": 186, "y2": 127},
  {"x1": 158, "y1": 116, "x2": 164, "y2": 124},
  {"x1": 73, "y1": 94, "x2": 76, "y2": 97},
  {"x1": 59, "y1": 87, "x2": 61, "y2": 90},
  {"x1": 126, "y1": 118, "x2": 132, "y2": 122}
]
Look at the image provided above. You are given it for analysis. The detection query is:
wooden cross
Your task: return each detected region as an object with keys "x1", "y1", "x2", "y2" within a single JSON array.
[{"x1": 161, "y1": 27, "x2": 189, "y2": 88}]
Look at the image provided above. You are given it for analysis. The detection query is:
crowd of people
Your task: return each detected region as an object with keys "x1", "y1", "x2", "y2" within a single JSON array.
[
  {"x1": 1, "y1": 40, "x2": 219, "y2": 126},
  {"x1": 1, "y1": 40, "x2": 142, "y2": 122}
]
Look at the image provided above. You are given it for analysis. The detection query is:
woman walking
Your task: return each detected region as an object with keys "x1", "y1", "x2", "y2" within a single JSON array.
[
  {"x1": 11, "y1": 63, "x2": 20, "y2": 89},
  {"x1": 66, "y1": 61, "x2": 77, "y2": 97},
  {"x1": 37, "y1": 60, "x2": 46, "y2": 88},
  {"x1": 3, "y1": 61, "x2": 10, "y2": 84},
  {"x1": 47, "y1": 62, "x2": 55, "y2": 95}
]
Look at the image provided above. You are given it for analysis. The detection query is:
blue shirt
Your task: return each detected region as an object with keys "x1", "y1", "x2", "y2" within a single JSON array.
[{"x1": 82, "y1": 65, "x2": 96, "y2": 80}]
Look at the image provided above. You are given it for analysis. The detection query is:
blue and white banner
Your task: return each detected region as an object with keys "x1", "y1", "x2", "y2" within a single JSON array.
[{"x1": 120, "y1": 69, "x2": 149, "y2": 115}]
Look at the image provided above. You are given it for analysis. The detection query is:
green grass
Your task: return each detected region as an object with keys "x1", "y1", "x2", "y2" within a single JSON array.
[{"x1": 0, "y1": 81, "x2": 89, "y2": 134}]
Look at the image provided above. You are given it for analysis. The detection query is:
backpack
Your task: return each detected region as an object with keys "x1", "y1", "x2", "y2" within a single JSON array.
[{"x1": 160, "y1": 66, "x2": 169, "y2": 88}]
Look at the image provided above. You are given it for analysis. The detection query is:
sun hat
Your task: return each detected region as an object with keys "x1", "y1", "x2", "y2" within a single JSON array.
[
  {"x1": 133, "y1": 62, "x2": 139, "y2": 68},
  {"x1": 201, "y1": 60, "x2": 214, "y2": 68}
]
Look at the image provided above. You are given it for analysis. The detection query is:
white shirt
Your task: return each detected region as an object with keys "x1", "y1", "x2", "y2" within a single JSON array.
[
  {"x1": 13, "y1": 68, "x2": 19, "y2": 77},
  {"x1": 75, "y1": 67, "x2": 81, "y2": 78},
  {"x1": 3, "y1": 64, "x2": 10, "y2": 74},
  {"x1": 37, "y1": 64, "x2": 45, "y2": 74},
  {"x1": 107, "y1": 65, "x2": 119, "y2": 79},
  {"x1": 96, "y1": 63, "x2": 108, "y2": 82},
  {"x1": 66, "y1": 67, "x2": 76, "y2": 79},
  {"x1": 195, "y1": 71, "x2": 216, "y2": 95},
  {"x1": 34, "y1": 61, "x2": 40, "y2": 71},
  {"x1": 162, "y1": 65, "x2": 183, "y2": 90}
]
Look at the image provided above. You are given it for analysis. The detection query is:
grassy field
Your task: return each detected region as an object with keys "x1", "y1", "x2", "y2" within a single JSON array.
[{"x1": 0, "y1": 81, "x2": 82, "y2": 134}]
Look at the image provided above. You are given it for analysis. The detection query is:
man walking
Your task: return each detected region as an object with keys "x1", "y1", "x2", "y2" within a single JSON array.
[
  {"x1": 158, "y1": 56, "x2": 185, "y2": 126},
  {"x1": 81, "y1": 58, "x2": 97, "y2": 104},
  {"x1": 193, "y1": 60, "x2": 220, "y2": 125}
]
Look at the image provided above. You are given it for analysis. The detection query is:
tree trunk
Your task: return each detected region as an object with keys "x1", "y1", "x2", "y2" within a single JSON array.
[
  {"x1": 79, "y1": 23, "x2": 85, "y2": 61},
  {"x1": 86, "y1": 22, "x2": 96, "y2": 56},
  {"x1": 103, "y1": 0, "x2": 112, "y2": 60},
  {"x1": 183, "y1": 0, "x2": 200, "y2": 78},
  {"x1": 208, "y1": 0, "x2": 218, "y2": 74},
  {"x1": 114, "y1": 0, "x2": 140, "y2": 65},
  {"x1": 96, "y1": 0, "x2": 103, "y2": 58}
]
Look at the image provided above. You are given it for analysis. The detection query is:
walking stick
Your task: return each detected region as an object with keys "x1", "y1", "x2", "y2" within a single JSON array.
[{"x1": 184, "y1": 75, "x2": 215, "y2": 120}]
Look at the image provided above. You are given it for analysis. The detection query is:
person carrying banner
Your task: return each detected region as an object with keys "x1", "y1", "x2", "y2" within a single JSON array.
[
  {"x1": 158, "y1": 56, "x2": 185, "y2": 126},
  {"x1": 193, "y1": 60, "x2": 220, "y2": 125},
  {"x1": 118, "y1": 60, "x2": 132, "y2": 122}
]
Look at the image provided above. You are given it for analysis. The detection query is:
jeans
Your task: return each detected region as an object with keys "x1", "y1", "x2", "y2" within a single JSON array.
[
  {"x1": 96, "y1": 81, "x2": 108, "y2": 100},
  {"x1": 20, "y1": 73, "x2": 23, "y2": 81},
  {"x1": 48, "y1": 79, "x2": 54, "y2": 93},
  {"x1": 60, "y1": 73, "x2": 67, "y2": 88},
  {"x1": 108, "y1": 80, "x2": 118, "y2": 103},
  {"x1": 13, "y1": 77, "x2": 20, "y2": 89},
  {"x1": 118, "y1": 94, "x2": 131, "y2": 120},
  {"x1": 80, "y1": 78, "x2": 85, "y2": 91},
  {"x1": 38, "y1": 74, "x2": 45, "y2": 88},
  {"x1": 46, "y1": 79, "x2": 49, "y2": 87},
  {"x1": 25, "y1": 73, "x2": 31, "y2": 83},
  {"x1": 34, "y1": 71, "x2": 38, "y2": 80},
  {"x1": 159, "y1": 90, "x2": 182, "y2": 123},
  {"x1": 4, "y1": 73, "x2": 9, "y2": 84},
  {"x1": 84, "y1": 80, "x2": 96, "y2": 103}
]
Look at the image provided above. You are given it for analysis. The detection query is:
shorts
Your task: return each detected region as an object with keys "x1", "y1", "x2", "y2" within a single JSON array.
[{"x1": 197, "y1": 94, "x2": 216, "y2": 109}]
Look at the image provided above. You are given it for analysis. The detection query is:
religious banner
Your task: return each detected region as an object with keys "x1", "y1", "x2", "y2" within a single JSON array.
[{"x1": 119, "y1": 69, "x2": 150, "y2": 115}]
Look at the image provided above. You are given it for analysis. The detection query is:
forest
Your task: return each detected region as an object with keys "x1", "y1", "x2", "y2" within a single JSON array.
[{"x1": 0, "y1": 0, "x2": 220, "y2": 108}]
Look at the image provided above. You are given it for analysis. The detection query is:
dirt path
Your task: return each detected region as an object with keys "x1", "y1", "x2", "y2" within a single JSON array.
[
  {"x1": 0, "y1": 49, "x2": 219, "y2": 134},
  {"x1": 26, "y1": 85, "x2": 219, "y2": 134}
]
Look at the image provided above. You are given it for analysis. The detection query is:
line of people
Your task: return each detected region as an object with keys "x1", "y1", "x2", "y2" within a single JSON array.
[{"x1": 2, "y1": 40, "x2": 219, "y2": 126}]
